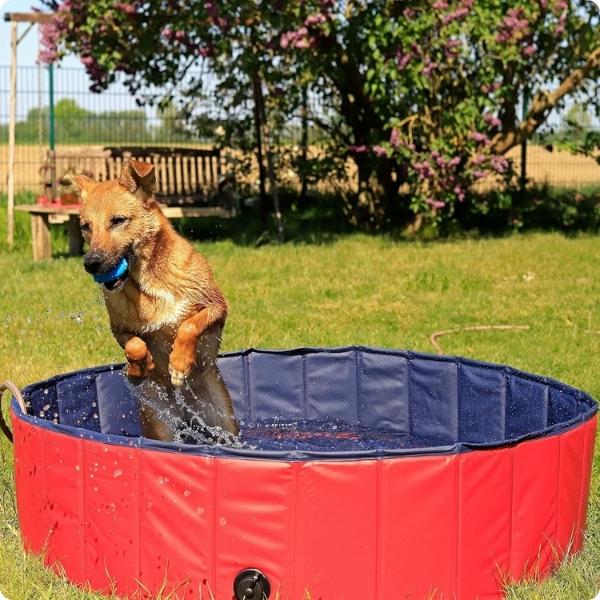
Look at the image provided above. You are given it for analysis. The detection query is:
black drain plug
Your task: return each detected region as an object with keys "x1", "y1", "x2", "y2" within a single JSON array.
[{"x1": 233, "y1": 568, "x2": 271, "y2": 600}]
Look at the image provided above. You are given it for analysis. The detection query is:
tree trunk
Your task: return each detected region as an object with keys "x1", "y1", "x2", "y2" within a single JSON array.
[
  {"x1": 254, "y1": 72, "x2": 285, "y2": 243},
  {"x1": 252, "y1": 72, "x2": 268, "y2": 223}
]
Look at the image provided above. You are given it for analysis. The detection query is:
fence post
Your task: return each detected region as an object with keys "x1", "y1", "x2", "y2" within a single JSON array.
[
  {"x1": 48, "y1": 63, "x2": 57, "y2": 201},
  {"x1": 520, "y1": 88, "x2": 529, "y2": 191},
  {"x1": 7, "y1": 21, "x2": 17, "y2": 247}
]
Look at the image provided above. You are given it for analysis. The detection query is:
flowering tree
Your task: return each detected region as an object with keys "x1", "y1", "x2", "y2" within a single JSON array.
[{"x1": 41, "y1": 0, "x2": 600, "y2": 229}]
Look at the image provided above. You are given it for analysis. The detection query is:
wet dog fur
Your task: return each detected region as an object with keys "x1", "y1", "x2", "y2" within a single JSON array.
[{"x1": 60, "y1": 159, "x2": 239, "y2": 442}]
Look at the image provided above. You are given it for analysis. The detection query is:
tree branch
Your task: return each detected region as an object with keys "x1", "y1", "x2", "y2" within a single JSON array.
[{"x1": 490, "y1": 46, "x2": 600, "y2": 155}]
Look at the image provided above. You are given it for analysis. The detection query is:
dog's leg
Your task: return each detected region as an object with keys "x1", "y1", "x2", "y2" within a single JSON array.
[
  {"x1": 202, "y1": 367, "x2": 239, "y2": 436},
  {"x1": 168, "y1": 307, "x2": 224, "y2": 386},
  {"x1": 115, "y1": 332, "x2": 155, "y2": 378}
]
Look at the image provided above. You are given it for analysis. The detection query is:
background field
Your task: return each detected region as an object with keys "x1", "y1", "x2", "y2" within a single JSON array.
[
  {"x1": 2, "y1": 142, "x2": 600, "y2": 194},
  {"x1": 0, "y1": 203, "x2": 599, "y2": 598}
]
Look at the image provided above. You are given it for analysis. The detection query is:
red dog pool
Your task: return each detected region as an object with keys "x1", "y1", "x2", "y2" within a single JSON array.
[{"x1": 4, "y1": 347, "x2": 597, "y2": 599}]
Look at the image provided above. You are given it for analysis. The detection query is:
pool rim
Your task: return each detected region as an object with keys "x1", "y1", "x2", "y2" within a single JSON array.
[{"x1": 12, "y1": 345, "x2": 598, "y2": 461}]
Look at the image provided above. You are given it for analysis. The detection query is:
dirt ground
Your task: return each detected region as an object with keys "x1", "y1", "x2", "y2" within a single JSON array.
[{"x1": 1, "y1": 143, "x2": 599, "y2": 195}]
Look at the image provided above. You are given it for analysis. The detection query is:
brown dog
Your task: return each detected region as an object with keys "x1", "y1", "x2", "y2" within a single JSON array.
[{"x1": 60, "y1": 160, "x2": 239, "y2": 442}]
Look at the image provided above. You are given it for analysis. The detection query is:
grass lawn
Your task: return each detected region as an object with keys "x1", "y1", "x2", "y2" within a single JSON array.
[{"x1": 0, "y1": 202, "x2": 598, "y2": 598}]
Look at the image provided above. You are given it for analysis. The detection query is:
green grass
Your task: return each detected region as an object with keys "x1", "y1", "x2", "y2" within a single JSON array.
[{"x1": 0, "y1": 204, "x2": 599, "y2": 598}]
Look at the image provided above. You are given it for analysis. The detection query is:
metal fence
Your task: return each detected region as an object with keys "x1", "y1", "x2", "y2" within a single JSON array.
[{"x1": 1, "y1": 63, "x2": 600, "y2": 195}]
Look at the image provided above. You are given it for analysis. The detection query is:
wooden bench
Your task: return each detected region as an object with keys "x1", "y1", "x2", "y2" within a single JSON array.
[
  {"x1": 16, "y1": 204, "x2": 234, "y2": 261},
  {"x1": 20, "y1": 146, "x2": 237, "y2": 261}
]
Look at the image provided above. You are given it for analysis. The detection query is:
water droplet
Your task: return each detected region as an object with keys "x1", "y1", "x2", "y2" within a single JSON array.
[
  {"x1": 195, "y1": 506, "x2": 205, "y2": 516},
  {"x1": 183, "y1": 490, "x2": 191, "y2": 497},
  {"x1": 113, "y1": 469, "x2": 123, "y2": 478},
  {"x1": 219, "y1": 516, "x2": 227, "y2": 526}
]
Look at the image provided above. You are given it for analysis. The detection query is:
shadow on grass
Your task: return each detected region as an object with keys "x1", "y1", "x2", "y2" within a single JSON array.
[{"x1": 2, "y1": 183, "x2": 599, "y2": 253}]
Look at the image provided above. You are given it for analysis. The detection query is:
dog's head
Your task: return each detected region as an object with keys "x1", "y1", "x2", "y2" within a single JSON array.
[{"x1": 61, "y1": 160, "x2": 161, "y2": 292}]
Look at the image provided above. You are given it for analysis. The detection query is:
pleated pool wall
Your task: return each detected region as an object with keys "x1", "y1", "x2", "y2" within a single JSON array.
[{"x1": 10, "y1": 348, "x2": 599, "y2": 600}]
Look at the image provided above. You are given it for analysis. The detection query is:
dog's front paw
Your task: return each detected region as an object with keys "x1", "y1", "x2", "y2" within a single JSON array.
[
  {"x1": 168, "y1": 352, "x2": 194, "y2": 386},
  {"x1": 125, "y1": 337, "x2": 155, "y2": 378}
]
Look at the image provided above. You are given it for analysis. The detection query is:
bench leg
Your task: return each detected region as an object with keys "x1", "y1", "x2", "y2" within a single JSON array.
[
  {"x1": 31, "y1": 214, "x2": 51, "y2": 261},
  {"x1": 67, "y1": 215, "x2": 84, "y2": 256}
]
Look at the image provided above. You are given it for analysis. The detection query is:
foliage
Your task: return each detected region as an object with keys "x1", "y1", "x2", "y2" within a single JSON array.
[{"x1": 39, "y1": 0, "x2": 600, "y2": 229}]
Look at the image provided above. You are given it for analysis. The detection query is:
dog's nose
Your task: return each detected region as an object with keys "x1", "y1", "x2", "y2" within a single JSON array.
[{"x1": 83, "y1": 251, "x2": 105, "y2": 274}]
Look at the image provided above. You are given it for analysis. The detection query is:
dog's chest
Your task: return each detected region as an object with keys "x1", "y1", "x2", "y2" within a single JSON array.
[{"x1": 104, "y1": 284, "x2": 190, "y2": 334}]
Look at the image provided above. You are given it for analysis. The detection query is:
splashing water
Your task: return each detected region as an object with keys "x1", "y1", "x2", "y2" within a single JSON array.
[{"x1": 129, "y1": 377, "x2": 250, "y2": 449}]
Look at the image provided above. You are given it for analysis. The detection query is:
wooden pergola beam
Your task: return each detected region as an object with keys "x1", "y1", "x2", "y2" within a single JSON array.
[{"x1": 4, "y1": 12, "x2": 53, "y2": 23}]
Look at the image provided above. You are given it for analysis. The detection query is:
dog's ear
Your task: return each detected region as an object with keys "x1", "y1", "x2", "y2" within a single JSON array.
[
  {"x1": 58, "y1": 173, "x2": 94, "y2": 200},
  {"x1": 119, "y1": 160, "x2": 156, "y2": 199}
]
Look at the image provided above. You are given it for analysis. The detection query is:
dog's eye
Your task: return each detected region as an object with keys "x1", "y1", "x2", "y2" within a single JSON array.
[
  {"x1": 80, "y1": 222, "x2": 91, "y2": 233},
  {"x1": 110, "y1": 216, "x2": 129, "y2": 227}
]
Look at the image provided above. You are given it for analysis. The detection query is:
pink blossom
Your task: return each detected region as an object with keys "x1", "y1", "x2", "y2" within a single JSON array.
[
  {"x1": 473, "y1": 170, "x2": 488, "y2": 180},
  {"x1": 497, "y1": 7, "x2": 529, "y2": 42},
  {"x1": 204, "y1": 0, "x2": 219, "y2": 19},
  {"x1": 389, "y1": 128, "x2": 400, "y2": 148},
  {"x1": 427, "y1": 198, "x2": 446, "y2": 209},
  {"x1": 422, "y1": 59, "x2": 438, "y2": 78},
  {"x1": 281, "y1": 27, "x2": 311, "y2": 50},
  {"x1": 444, "y1": 39, "x2": 461, "y2": 59},
  {"x1": 432, "y1": 0, "x2": 448, "y2": 9},
  {"x1": 396, "y1": 47, "x2": 413, "y2": 70},
  {"x1": 161, "y1": 27, "x2": 174, "y2": 40},
  {"x1": 472, "y1": 154, "x2": 486, "y2": 165},
  {"x1": 448, "y1": 156, "x2": 461, "y2": 167},
  {"x1": 555, "y1": 11, "x2": 567, "y2": 36},
  {"x1": 523, "y1": 45, "x2": 536, "y2": 57},
  {"x1": 484, "y1": 113, "x2": 502, "y2": 128},
  {"x1": 39, "y1": 18, "x2": 65, "y2": 64},
  {"x1": 403, "y1": 7, "x2": 416, "y2": 18},
  {"x1": 470, "y1": 131, "x2": 489, "y2": 144},
  {"x1": 554, "y1": 0, "x2": 567, "y2": 11},
  {"x1": 454, "y1": 185, "x2": 465, "y2": 201},
  {"x1": 490, "y1": 155, "x2": 509, "y2": 173},
  {"x1": 349, "y1": 144, "x2": 368, "y2": 153},
  {"x1": 81, "y1": 55, "x2": 94, "y2": 66},
  {"x1": 481, "y1": 81, "x2": 501, "y2": 94},
  {"x1": 539, "y1": 0, "x2": 548, "y2": 8},
  {"x1": 462, "y1": 0, "x2": 474, "y2": 7},
  {"x1": 305, "y1": 13, "x2": 327, "y2": 27},
  {"x1": 442, "y1": 7, "x2": 469, "y2": 25},
  {"x1": 294, "y1": 37, "x2": 311, "y2": 49},
  {"x1": 372, "y1": 145, "x2": 388, "y2": 158},
  {"x1": 414, "y1": 161, "x2": 434, "y2": 180},
  {"x1": 175, "y1": 30, "x2": 186, "y2": 41},
  {"x1": 115, "y1": 2, "x2": 136, "y2": 15}
]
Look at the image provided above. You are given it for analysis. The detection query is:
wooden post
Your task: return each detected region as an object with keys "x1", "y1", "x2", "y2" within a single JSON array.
[
  {"x1": 31, "y1": 213, "x2": 51, "y2": 261},
  {"x1": 67, "y1": 215, "x2": 84, "y2": 256},
  {"x1": 7, "y1": 21, "x2": 17, "y2": 247}
]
